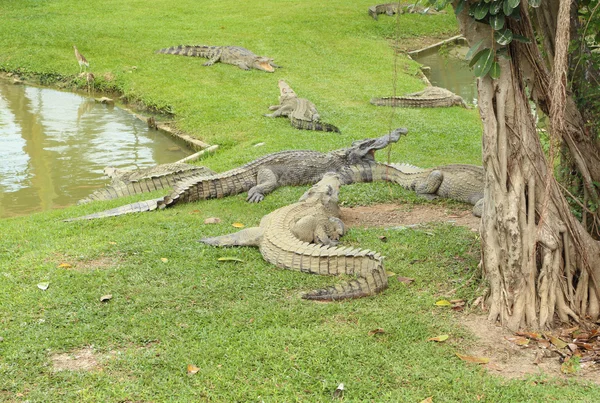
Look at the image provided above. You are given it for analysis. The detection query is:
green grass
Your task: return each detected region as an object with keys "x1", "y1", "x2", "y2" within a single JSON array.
[{"x1": 1, "y1": 1, "x2": 598, "y2": 402}]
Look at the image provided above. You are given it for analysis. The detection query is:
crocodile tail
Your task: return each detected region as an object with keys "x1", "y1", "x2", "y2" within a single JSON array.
[
  {"x1": 155, "y1": 45, "x2": 210, "y2": 57},
  {"x1": 289, "y1": 116, "x2": 340, "y2": 133},
  {"x1": 64, "y1": 198, "x2": 162, "y2": 222},
  {"x1": 301, "y1": 253, "x2": 388, "y2": 301}
]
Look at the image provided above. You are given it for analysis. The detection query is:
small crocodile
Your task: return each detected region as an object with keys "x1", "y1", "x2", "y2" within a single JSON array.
[
  {"x1": 368, "y1": 3, "x2": 440, "y2": 20},
  {"x1": 386, "y1": 163, "x2": 484, "y2": 216},
  {"x1": 78, "y1": 163, "x2": 215, "y2": 204},
  {"x1": 371, "y1": 86, "x2": 467, "y2": 108},
  {"x1": 265, "y1": 80, "x2": 340, "y2": 133},
  {"x1": 64, "y1": 129, "x2": 407, "y2": 221},
  {"x1": 200, "y1": 173, "x2": 387, "y2": 301},
  {"x1": 156, "y1": 45, "x2": 279, "y2": 72}
]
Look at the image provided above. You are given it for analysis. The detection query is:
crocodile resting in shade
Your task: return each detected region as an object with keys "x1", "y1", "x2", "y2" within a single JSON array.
[
  {"x1": 64, "y1": 128, "x2": 408, "y2": 221},
  {"x1": 368, "y1": 3, "x2": 441, "y2": 20},
  {"x1": 155, "y1": 45, "x2": 279, "y2": 72},
  {"x1": 265, "y1": 80, "x2": 340, "y2": 133},
  {"x1": 370, "y1": 86, "x2": 468, "y2": 108},
  {"x1": 200, "y1": 173, "x2": 388, "y2": 301}
]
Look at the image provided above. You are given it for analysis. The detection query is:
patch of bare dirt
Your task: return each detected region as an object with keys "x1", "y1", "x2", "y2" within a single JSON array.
[
  {"x1": 47, "y1": 252, "x2": 122, "y2": 271},
  {"x1": 51, "y1": 347, "x2": 99, "y2": 372},
  {"x1": 461, "y1": 314, "x2": 600, "y2": 384},
  {"x1": 341, "y1": 203, "x2": 480, "y2": 231}
]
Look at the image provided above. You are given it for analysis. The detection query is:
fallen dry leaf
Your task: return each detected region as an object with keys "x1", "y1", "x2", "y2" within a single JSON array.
[
  {"x1": 378, "y1": 235, "x2": 387, "y2": 242},
  {"x1": 546, "y1": 334, "x2": 568, "y2": 349},
  {"x1": 504, "y1": 336, "x2": 529, "y2": 346},
  {"x1": 160, "y1": 258, "x2": 168, "y2": 263},
  {"x1": 435, "y1": 300, "x2": 452, "y2": 307},
  {"x1": 108, "y1": 241, "x2": 117, "y2": 245},
  {"x1": 187, "y1": 364, "x2": 200, "y2": 375},
  {"x1": 428, "y1": 334, "x2": 449, "y2": 342},
  {"x1": 57, "y1": 263, "x2": 72, "y2": 269},
  {"x1": 560, "y1": 357, "x2": 579, "y2": 374},
  {"x1": 516, "y1": 331, "x2": 543, "y2": 340},
  {"x1": 100, "y1": 294, "x2": 113, "y2": 302},
  {"x1": 217, "y1": 257, "x2": 244, "y2": 262},
  {"x1": 368, "y1": 328, "x2": 385, "y2": 336},
  {"x1": 204, "y1": 217, "x2": 221, "y2": 224},
  {"x1": 397, "y1": 276, "x2": 415, "y2": 285},
  {"x1": 189, "y1": 210, "x2": 201, "y2": 215},
  {"x1": 37, "y1": 282, "x2": 50, "y2": 291},
  {"x1": 472, "y1": 296, "x2": 483, "y2": 308},
  {"x1": 455, "y1": 353, "x2": 490, "y2": 364},
  {"x1": 537, "y1": 339, "x2": 551, "y2": 349},
  {"x1": 232, "y1": 222, "x2": 245, "y2": 228},
  {"x1": 420, "y1": 397, "x2": 433, "y2": 403},
  {"x1": 385, "y1": 271, "x2": 396, "y2": 277},
  {"x1": 332, "y1": 383, "x2": 344, "y2": 399}
]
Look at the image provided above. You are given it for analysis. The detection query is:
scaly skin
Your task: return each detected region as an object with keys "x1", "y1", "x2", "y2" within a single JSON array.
[
  {"x1": 385, "y1": 163, "x2": 484, "y2": 216},
  {"x1": 78, "y1": 163, "x2": 215, "y2": 204},
  {"x1": 370, "y1": 86, "x2": 468, "y2": 108},
  {"x1": 64, "y1": 129, "x2": 407, "y2": 221},
  {"x1": 265, "y1": 80, "x2": 340, "y2": 133},
  {"x1": 200, "y1": 173, "x2": 387, "y2": 301},
  {"x1": 368, "y1": 3, "x2": 440, "y2": 20},
  {"x1": 156, "y1": 45, "x2": 279, "y2": 72}
]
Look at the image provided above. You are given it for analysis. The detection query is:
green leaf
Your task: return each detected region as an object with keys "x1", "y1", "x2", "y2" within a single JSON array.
[
  {"x1": 489, "y1": 0, "x2": 503, "y2": 15},
  {"x1": 503, "y1": 0, "x2": 516, "y2": 14},
  {"x1": 489, "y1": 62, "x2": 501, "y2": 79},
  {"x1": 509, "y1": 5, "x2": 521, "y2": 20},
  {"x1": 465, "y1": 39, "x2": 484, "y2": 61},
  {"x1": 435, "y1": 299, "x2": 452, "y2": 306},
  {"x1": 512, "y1": 34, "x2": 532, "y2": 43},
  {"x1": 472, "y1": 2, "x2": 490, "y2": 20},
  {"x1": 455, "y1": 0, "x2": 466, "y2": 15},
  {"x1": 494, "y1": 28, "x2": 513, "y2": 45},
  {"x1": 217, "y1": 257, "x2": 244, "y2": 262},
  {"x1": 469, "y1": 48, "x2": 488, "y2": 67},
  {"x1": 508, "y1": 0, "x2": 520, "y2": 7},
  {"x1": 490, "y1": 13, "x2": 505, "y2": 30},
  {"x1": 529, "y1": 0, "x2": 541, "y2": 6},
  {"x1": 473, "y1": 48, "x2": 495, "y2": 77}
]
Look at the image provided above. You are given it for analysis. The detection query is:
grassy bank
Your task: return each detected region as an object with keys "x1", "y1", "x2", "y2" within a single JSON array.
[{"x1": 1, "y1": 1, "x2": 598, "y2": 402}]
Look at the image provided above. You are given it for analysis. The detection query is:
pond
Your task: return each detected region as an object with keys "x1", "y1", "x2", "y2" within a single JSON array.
[
  {"x1": 0, "y1": 81, "x2": 194, "y2": 218},
  {"x1": 411, "y1": 45, "x2": 478, "y2": 106}
]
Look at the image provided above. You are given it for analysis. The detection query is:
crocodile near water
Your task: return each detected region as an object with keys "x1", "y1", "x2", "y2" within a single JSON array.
[
  {"x1": 65, "y1": 129, "x2": 408, "y2": 221},
  {"x1": 371, "y1": 86, "x2": 468, "y2": 108},
  {"x1": 200, "y1": 173, "x2": 388, "y2": 301},
  {"x1": 264, "y1": 80, "x2": 340, "y2": 133},
  {"x1": 156, "y1": 45, "x2": 279, "y2": 72}
]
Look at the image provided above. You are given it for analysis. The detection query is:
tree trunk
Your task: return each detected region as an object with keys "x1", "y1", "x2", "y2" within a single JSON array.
[{"x1": 454, "y1": 2, "x2": 600, "y2": 330}]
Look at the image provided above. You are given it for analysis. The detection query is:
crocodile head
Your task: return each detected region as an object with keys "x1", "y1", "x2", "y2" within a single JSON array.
[
  {"x1": 253, "y1": 57, "x2": 276, "y2": 72},
  {"x1": 344, "y1": 128, "x2": 408, "y2": 164},
  {"x1": 277, "y1": 79, "x2": 297, "y2": 102}
]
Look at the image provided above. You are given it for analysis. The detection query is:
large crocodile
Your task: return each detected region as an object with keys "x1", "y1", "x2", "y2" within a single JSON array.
[
  {"x1": 371, "y1": 86, "x2": 467, "y2": 108},
  {"x1": 64, "y1": 129, "x2": 407, "y2": 221},
  {"x1": 387, "y1": 163, "x2": 484, "y2": 216},
  {"x1": 368, "y1": 3, "x2": 440, "y2": 20},
  {"x1": 155, "y1": 45, "x2": 279, "y2": 72},
  {"x1": 265, "y1": 80, "x2": 340, "y2": 133},
  {"x1": 78, "y1": 163, "x2": 215, "y2": 204},
  {"x1": 200, "y1": 173, "x2": 387, "y2": 301}
]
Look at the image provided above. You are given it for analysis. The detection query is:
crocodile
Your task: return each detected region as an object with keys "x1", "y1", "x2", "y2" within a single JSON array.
[
  {"x1": 78, "y1": 163, "x2": 215, "y2": 204},
  {"x1": 368, "y1": 3, "x2": 440, "y2": 20},
  {"x1": 155, "y1": 45, "x2": 279, "y2": 72},
  {"x1": 200, "y1": 173, "x2": 387, "y2": 301},
  {"x1": 370, "y1": 86, "x2": 468, "y2": 108},
  {"x1": 265, "y1": 80, "x2": 340, "y2": 133},
  {"x1": 64, "y1": 128, "x2": 408, "y2": 221},
  {"x1": 386, "y1": 163, "x2": 484, "y2": 216}
]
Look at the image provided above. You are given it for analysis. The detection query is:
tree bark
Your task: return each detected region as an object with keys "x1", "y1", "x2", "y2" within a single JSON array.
[{"x1": 454, "y1": 1, "x2": 600, "y2": 330}]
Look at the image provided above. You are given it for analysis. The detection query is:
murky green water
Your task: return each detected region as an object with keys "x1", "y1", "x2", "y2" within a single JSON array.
[
  {"x1": 413, "y1": 46, "x2": 478, "y2": 106},
  {"x1": 0, "y1": 82, "x2": 193, "y2": 218}
]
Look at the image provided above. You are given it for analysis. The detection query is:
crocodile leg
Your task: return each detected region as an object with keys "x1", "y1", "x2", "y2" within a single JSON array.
[
  {"x1": 202, "y1": 49, "x2": 222, "y2": 66},
  {"x1": 199, "y1": 227, "x2": 264, "y2": 247},
  {"x1": 235, "y1": 61, "x2": 251, "y2": 70},
  {"x1": 268, "y1": 104, "x2": 282, "y2": 111},
  {"x1": 264, "y1": 104, "x2": 294, "y2": 118},
  {"x1": 246, "y1": 168, "x2": 278, "y2": 203},
  {"x1": 415, "y1": 170, "x2": 443, "y2": 199}
]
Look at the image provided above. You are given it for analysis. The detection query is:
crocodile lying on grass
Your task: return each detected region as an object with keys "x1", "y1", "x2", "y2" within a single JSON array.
[
  {"x1": 370, "y1": 86, "x2": 467, "y2": 108},
  {"x1": 156, "y1": 45, "x2": 279, "y2": 72},
  {"x1": 200, "y1": 173, "x2": 387, "y2": 301},
  {"x1": 78, "y1": 163, "x2": 215, "y2": 204},
  {"x1": 65, "y1": 129, "x2": 407, "y2": 221},
  {"x1": 265, "y1": 80, "x2": 340, "y2": 133},
  {"x1": 387, "y1": 163, "x2": 484, "y2": 217},
  {"x1": 368, "y1": 3, "x2": 440, "y2": 20}
]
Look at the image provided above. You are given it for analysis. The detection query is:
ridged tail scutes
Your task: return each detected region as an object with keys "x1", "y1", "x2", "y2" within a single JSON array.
[
  {"x1": 301, "y1": 263, "x2": 388, "y2": 301},
  {"x1": 64, "y1": 198, "x2": 162, "y2": 222},
  {"x1": 155, "y1": 45, "x2": 208, "y2": 57},
  {"x1": 289, "y1": 117, "x2": 340, "y2": 133}
]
